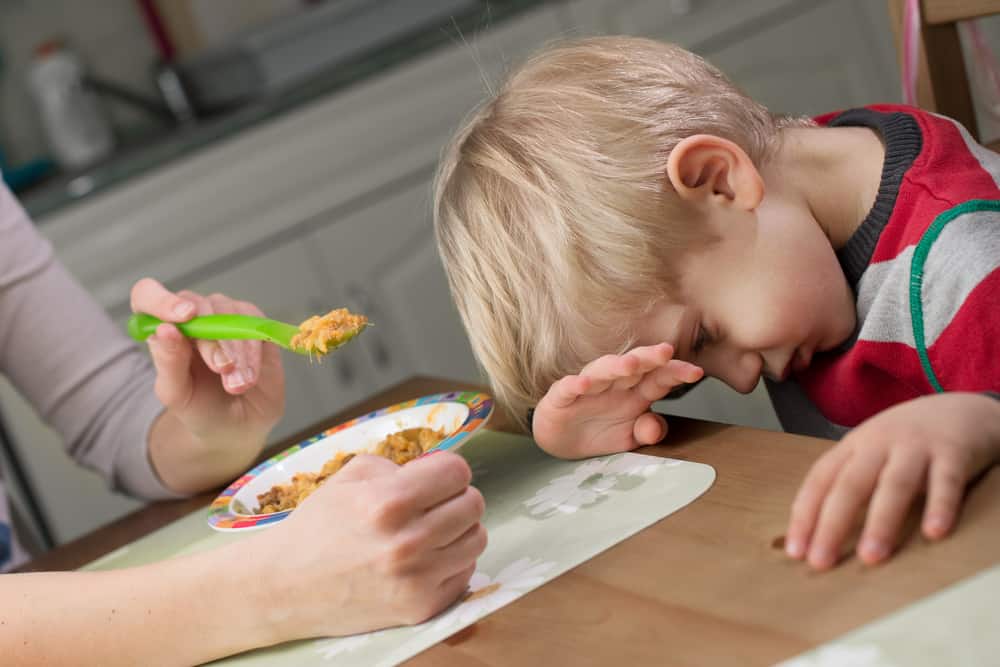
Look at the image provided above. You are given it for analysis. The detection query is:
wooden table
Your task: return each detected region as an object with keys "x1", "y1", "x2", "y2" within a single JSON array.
[{"x1": 20, "y1": 376, "x2": 1000, "y2": 666}]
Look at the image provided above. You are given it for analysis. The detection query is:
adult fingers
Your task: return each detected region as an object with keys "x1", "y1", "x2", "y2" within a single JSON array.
[
  {"x1": 334, "y1": 453, "x2": 400, "y2": 483},
  {"x1": 421, "y1": 486, "x2": 486, "y2": 548},
  {"x1": 432, "y1": 523, "x2": 488, "y2": 576},
  {"x1": 147, "y1": 323, "x2": 195, "y2": 409},
  {"x1": 785, "y1": 444, "x2": 852, "y2": 560},
  {"x1": 207, "y1": 293, "x2": 263, "y2": 394},
  {"x1": 806, "y1": 446, "x2": 887, "y2": 570},
  {"x1": 383, "y1": 452, "x2": 472, "y2": 516},
  {"x1": 167, "y1": 289, "x2": 236, "y2": 378},
  {"x1": 130, "y1": 277, "x2": 196, "y2": 322},
  {"x1": 434, "y1": 564, "x2": 478, "y2": 615},
  {"x1": 857, "y1": 450, "x2": 928, "y2": 564}
]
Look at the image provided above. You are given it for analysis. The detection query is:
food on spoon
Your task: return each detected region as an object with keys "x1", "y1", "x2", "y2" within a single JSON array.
[
  {"x1": 255, "y1": 427, "x2": 446, "y2": 513},
  {"x1": 289, "y1": 308, "x2": 369, "y2": 356}
]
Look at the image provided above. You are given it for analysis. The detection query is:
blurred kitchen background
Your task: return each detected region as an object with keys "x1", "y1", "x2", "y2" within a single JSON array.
[{"x1": 0, "y1": 0, "x2": 995, "y2": 557}]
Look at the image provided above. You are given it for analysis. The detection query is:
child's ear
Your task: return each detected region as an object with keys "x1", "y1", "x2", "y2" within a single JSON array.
[{"x1": 666, "y1": 134, "x2": 764, "y2": 212}]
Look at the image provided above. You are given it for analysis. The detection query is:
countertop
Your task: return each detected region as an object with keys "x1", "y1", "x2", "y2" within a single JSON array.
[{"x1": 20, "y1": 0, "x2": 545, "y2": 222}]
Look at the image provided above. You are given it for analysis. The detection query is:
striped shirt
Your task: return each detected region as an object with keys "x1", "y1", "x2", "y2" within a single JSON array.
[{"x1": 768, "y1": 105, "x2": 1000, "y2": 436}]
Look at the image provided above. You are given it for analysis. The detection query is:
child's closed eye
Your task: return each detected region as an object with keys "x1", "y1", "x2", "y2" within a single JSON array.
[{"x1": 692, "y1": 323, "x2": 711, "y2": 355}]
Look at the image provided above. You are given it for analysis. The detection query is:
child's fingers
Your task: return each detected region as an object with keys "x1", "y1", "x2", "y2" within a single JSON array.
[
  {"x1": 579, "y1": 354, "x2": 642, "y2": 393},
  {"x1": 857, "y1": 451, "x2": 928, "y2": 565},
  {"x1": 921, "y1": 457, "x2": 968, "y2": 540},
  {"x1": 610, "y1": 344, "x2": 675, "y2": 391},
  {"x1": 634, "y1": 360, "x2": 703, "y2": 402},
  {"x1": 569, "y1": 344, "x2": 685, "y2": 397},
  {"x1": 633, "y1": 411, "x2": 667, "y2": 446},
  {"x1": 582, "y1": 344, "x2": 674, "y2": 388},
  {"x1": 785, "y1": 445, "x2": 852, "y2": 560},
  {"x1": 806, "y1": 448, "x2": 886, "y2": 570},
  {"x1": 544, "y1": 375, "x2": 592, "y2": 409}
]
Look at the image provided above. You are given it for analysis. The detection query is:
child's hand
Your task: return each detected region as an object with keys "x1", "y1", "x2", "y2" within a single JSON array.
[
  {"x1": 532, "y1": 343, "x2": 704, "y2": 459},
  {"x1": 257, "y1": 451, "x2": 487, "y2": 638},
  {"x1": 131, "y1": 277, "x2": 284, "y2": 490},
  {"x1": 785, "y1": 392, "x2": 1000, "y2": 570}
]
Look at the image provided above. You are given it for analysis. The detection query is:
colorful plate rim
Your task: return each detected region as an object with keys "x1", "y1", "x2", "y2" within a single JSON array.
[{"x1": 207, "y1": 391, "x2": 494, "y2": 531}]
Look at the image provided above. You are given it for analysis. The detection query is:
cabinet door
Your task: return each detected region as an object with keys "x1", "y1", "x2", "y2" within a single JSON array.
[
  {"x1": 188, "y1": 239, "x2": 373, "y2": 442},
  {"x1": 306, "y1": 180, "x2": 481, "y2": 394}
]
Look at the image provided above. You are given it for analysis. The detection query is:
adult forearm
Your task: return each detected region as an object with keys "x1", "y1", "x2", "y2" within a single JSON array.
[
  {"x1": 148, "y1": 409, "x2": 264, "y2": 496},
  {"x1": 0, "y1": 542, "x2": 279, "y2": 666}
]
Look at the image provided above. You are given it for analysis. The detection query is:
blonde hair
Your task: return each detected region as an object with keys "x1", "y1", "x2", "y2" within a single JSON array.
[{"x1": 434, "y1": 36, "x2": 807, "y2": 424}]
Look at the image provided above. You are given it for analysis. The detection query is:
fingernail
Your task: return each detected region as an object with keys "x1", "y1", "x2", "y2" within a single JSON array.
[
  {"x1": 925, "y1": 515, "x2": 948, "y2": 537},
  {"x1": 860, "y1": 538, "x2": 887, "y2": 562},
  {"x1": 173, "y1": 301, "x2": 195, "y2": 319},
  {"x1": 212, "y1": 349, "x2": 230, "y2": 369},
  {"x1": 809, "y1": 547, "x2": 834, "y2": 569},
  {"x1": 785, "y1": 538, "x2": 805, "y2": 559},
  {"x1": 226, "y1": 369, "x2": 247, "y2": 388}
]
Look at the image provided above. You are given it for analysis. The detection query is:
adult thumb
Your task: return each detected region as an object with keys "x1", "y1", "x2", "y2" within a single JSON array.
[{"x1": 147, "y1": 323, "x2": 194, "y2": 409}]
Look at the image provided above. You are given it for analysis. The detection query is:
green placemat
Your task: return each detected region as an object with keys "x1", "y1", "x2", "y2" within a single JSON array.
[
  {"x1": 777, "y1": 563, "x2": 1000, "y2": 667},
  {"x1": 84, "y1": 430, "x2": 715, "y2": 665}
]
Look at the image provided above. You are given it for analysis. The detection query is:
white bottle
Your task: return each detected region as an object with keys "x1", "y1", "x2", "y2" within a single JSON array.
[{"x1": 28, "y1": 41, "x2": 115, "y2": 170}]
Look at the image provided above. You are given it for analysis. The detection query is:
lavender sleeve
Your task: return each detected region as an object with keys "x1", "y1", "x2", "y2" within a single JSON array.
[{"x1": 0, "y1": 183, "x2": 182, "y2": 500}]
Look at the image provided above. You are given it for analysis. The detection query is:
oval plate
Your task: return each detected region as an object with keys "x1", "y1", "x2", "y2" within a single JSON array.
[{"x1": 208, "y1": 391, "x2": 494, "y2": 532}]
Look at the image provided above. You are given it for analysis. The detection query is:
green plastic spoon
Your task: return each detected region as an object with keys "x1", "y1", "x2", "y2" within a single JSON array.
[{"x1": 126, "y1": 312, "x2": 366, "y2": 356}]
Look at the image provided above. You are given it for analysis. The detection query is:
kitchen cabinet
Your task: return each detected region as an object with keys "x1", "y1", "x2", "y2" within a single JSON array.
[{"x1": 306, "y1": 180, "x2": 482, "y2": 395}]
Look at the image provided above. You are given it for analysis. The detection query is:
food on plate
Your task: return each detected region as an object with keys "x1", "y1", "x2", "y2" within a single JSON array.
[
  {"x1": 255, "y1": 427, "x2": 446, "y2": 513},
  {"x1": 289, "y1": 307, "x2": 369, "y2": 355}
]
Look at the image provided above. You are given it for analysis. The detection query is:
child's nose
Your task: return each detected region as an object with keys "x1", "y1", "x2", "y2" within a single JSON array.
[{"x1": 714, "y1": 349, "x2": 762, "y2": 394}]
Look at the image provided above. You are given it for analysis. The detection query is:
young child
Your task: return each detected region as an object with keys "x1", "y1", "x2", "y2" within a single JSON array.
[{"x1": 434, "y1": 36, "x2": 1000, "y2": 571}]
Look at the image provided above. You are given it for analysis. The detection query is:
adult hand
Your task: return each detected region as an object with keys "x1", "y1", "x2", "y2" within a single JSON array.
[
  {"x1": 257, "y1": 451, "x2": 487, "y2": 638},
  {"x1": 130, "y1": 277, "x2": 285, "y2": 492}
]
